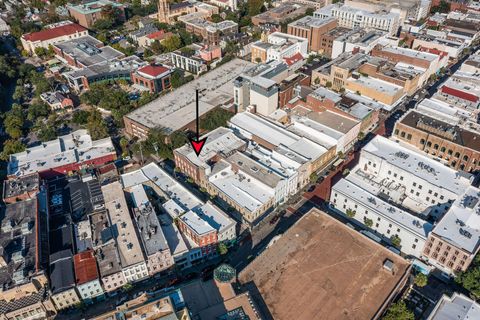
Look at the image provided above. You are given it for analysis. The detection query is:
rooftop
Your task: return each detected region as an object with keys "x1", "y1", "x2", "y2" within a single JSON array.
[
  {"x1": 181, "y1": 280, "x2": 260, "y2": 320},
  {"x1": 429, "y1": 293, "x2": 480, "y2": 320},
  {"x1": 103, "y1": 181, "x2": 145, "y2": 268},
  {"x1": 288, "y1": 16, "x2": 336, "y2": 29},
  {"x1": 333, "y1": 178, "x2": 433, "y2": 238},
  {"x1": 226, "y1": 152, "x2": 284, "y2": 189},
  {"x1": 121, "y1": 163, "x2": 202, "y2": 212},
  {"x1": 8, "y1": 129, "x2": 116, "y2": 177},
  {"x1": 50, "y1": 256, "x2": 75, "y2": 294},
  {"x1": 362, "y1": 135, "x2": 473, "y2": 195},
  {"x1": 136, "y1": 64, "x2": 172, "y2": 79},
  {"x1": 348, "y1": 74, "x2": 404, "y2": 96},
  {"x1": 65, "y1": 55, "x2": 145, "y2": 80},
  {"x1": 22, "y1": 22, "x2": 86, "y2": 42},
  {"x1": 129, "y1": 184, "x2": 169, "y2": 256},
  {"x1": 174, "y1": 127, "x2": 246, "y2": 170},
  {"x1": 209, "y1": 162, "x2": 275, "y2": 215},
  {"x1": 68, "y1": 0, "x2": 123, "y2": 14},
  {"x1": 3, "y1": 174, "x2": 39, "y2": 200},
  {"x1": 73, "y1": 249, "x2": 99, "y2": 285},
  {"x1": 229, "y1": 112, "x2": 328, "y2": 162},
  {"x1": 125, "y1": 59, "x2": 254, "y2": 134},
  {"x1": 54, "y1": 36, "x2": 124, "y2": 68},
  {"x1": 0, "y1": 199, "x2": 39, "y2": 290},
  {"x1": 239, "y1": 208, "x2": 410, "y2": 320},
  {"x1": 433, "y1": 186, "x2": 480, "y2": 254},
  {"x1": 376, "y1": 45, "x2": 439, "y2": 62},
  {"x1": 399, "y1": 109, "x2": 480, "y2": 152}
]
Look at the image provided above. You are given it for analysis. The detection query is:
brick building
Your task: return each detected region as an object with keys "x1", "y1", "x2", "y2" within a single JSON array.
[
  {"x1": 393, "y1": 109, "x2": 480, "y2": 173},
  {"x1": 130, "y1": 64, "x2": 172, "y2": 93},
  {"x1": 21, "y1": 22, "x2": 87, "y2": 54},
  {"x1": 287, "y1": 16, "x2": 337, "y2": 53},
  {"x1": 68, "y1": 0, "x2": 126, "y2": 29}
]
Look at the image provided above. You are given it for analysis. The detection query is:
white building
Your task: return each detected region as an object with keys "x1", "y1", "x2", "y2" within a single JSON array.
[
  {"x1": 412, "y1": 36, "x2": 467, "y2": 60},
  {"x1": 129, "y1": 184, "x2": 175, "y2": 276},
  {"x1": 121, "y1": 163, "x2": 237, "y2": 264},
  {"x1": 102, "y1": 182, "x2": 149, "y2": 284},
  {"x1": 251, "y1": 32, "x2": 308, "y2": 64},
  {"x1": 427, "y1": 292, "x2": 480, "y2": 320},
  {"x1": 330, "y1": 135, "x2": 475, "y2": 258},
  {"x1": 21, "y1": 21, "x2": 88, "y2": 54},
  {"x1": 314, "y1": 4, "x2": 400, "y2": 35},
  {"x1": 331, "y1": 178, "x2": 432, "y2": 257},
  {"x1": 209, "y1": 0, "x2": 237, "y2": 10},
  {"x1": 331, "y1": 28, "x2": 388, "y2": 59}
]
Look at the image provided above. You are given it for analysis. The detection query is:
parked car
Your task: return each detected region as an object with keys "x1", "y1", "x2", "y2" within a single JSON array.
[{"x1": 270, "y1": 215, "x2": 279, "y2": 225}]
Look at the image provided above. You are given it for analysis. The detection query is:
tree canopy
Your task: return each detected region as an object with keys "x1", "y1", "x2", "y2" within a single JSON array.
[
  {"x1": 456, "y1": 254, "x2": 480, "y2": 300},
  {"x1": 382, "y1": 301, "x2": 414, "y2": 320}
]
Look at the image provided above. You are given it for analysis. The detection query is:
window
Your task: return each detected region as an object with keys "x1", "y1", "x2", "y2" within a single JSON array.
[
  {"x1": 441, "y1": 147, "x2": 446, "y2": 152},
  {"x1": 454, "y1": 152, "x2": 460, "y2": 158},
  {"x1": 413, "y1": 182, "x2": 417, "y2": 187},
  {"x1": 407, "y1": 134, "x2": 412, "y2": 140},
  {"x1": 412, "y1": 244, "x2": 416, "y2": 249}
]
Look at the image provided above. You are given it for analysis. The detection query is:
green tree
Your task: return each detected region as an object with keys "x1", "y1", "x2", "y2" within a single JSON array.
[
  {"x1": 414, "y1": 273, "x2": 428, "y2": 288},
  {"x1": 34, "y1": 47, "x2": 49, "y2": 57},
  {"x1": 27, "y1": 102, "x2": 50, "y2": 121},
  {"x1": 247, "y1": 0, "x2": 264, "y2": 16},
  {"x1": 0, "y1": 140, "x2": 26, "y2": 160},
  {"x1": 310, "y1": 172, "x2": 318, "y2": 183},
  {"x1": 364, "y1": 217, "x2": 373, "y2": 227},
  {"x1": 430, "y1": 0, "x2": 450, "y2": 13},
  {"x1": 390, "y1": 235, "x2": 402, "y2": 248},
  {"x1": 210, "y1": 14, "x2": 223, "y2": 23},
  {"x1": 382, "y1": 301, "x2": 414, "y2": 320},
  {"x1": 200, "y1": 108, "x2": 234, "y2": 131},
  {"x1": 346, "y1": 209, "x2": 356, "y2": 218},
  {"x1": 4, "y1": 105, "x2": 25, "y2": 139},
  {"x1": 456, "y1": 254, "x2": 480, "y2": 299},
  {"x1": 12, "y1": 85, "x2": 26, "y2": 102},
  {"x1": 86, "y1": 109, "x2": 109, "y2": 140},
  {"x1": 122, "y1": 283, "x2": 133, "y2": 292},
  {"x1": 162, "y1": 35, "x2": 182, "y2": 52},
  {"x1": 170, "y1": 131, "x2": 189, "y2": 148},
  {"x1": 37, "y1": 127, "x2": 57, "y2": 142},
  {"x1": 120, "y1": 137, "x2": 129, "y2": 157},
  {"x1": 217, "y1": 243, "x2": 228, "y2": 255},
  {"x1": 71, "y1": 110, "x2": 90, "y2": 125}
]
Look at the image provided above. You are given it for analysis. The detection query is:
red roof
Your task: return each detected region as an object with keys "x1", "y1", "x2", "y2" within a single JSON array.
[
  {"x1": 441, "y1": 85, "x2": 479, "y2": 103},
  {"x1": 22, "y1": 23, "x2": 86, "y2": 42},
  {"x1": 284, "y1": 53, "x2": 304, "y2": 66},
  {"x1": 73, "y1": 250, "x2": 99, "y2": 285},
  {"x1": 418, "y1": 46, "x2": 449, "y2": 59},
  {"x1": 137, "y1": 64, "x2": 170, "y2": 78},
  {"x1": 146, "y1": 30, "x2": 171, "y2": 40}
]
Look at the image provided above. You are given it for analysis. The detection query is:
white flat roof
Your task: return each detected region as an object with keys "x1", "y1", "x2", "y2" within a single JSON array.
[
  {"x1": 209, "y1": 164, "x2": 274, "y2": 214},
  {"x1": 8, "y1": 129, "x2": 115, "y2": 176},
  {"x1": 381, "y1": 46, "x2": 439, "y2": 62},
  {"x1": 433, "y1": 186, "x2": 480, "y2": 253},
  {"x1": 103, "y1": 181, "x2": 145, "y2": 267},
  {"x1": 125, "y1": 59, "x2": 255, "y2": 134},
  {"x1": 348, "y1": 75, "x2": 403, "y2": 95},
  {"x1": 229, "y1": 112, "x2": 328, "y2": 161},
  {"x1": 121, "y1": 163, "x2": 235, "y2": 237},
  {"x1": 333, "y1": 178, "x2": 432, "y2": 238},
  {"x1": 121, "y1": 162, "x2": 202, "y2": 210},
  {"x1": 362, "y1": 136, "x2": 471, "y2": 195},
  {"x1": 174, "y1": 127, "x2": 246, "y2": 170}
]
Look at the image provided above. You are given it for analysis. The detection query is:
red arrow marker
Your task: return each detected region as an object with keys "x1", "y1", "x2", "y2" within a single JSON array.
[
  {"x1": 190, "y1": 137, "x2": 207, "y2": 156},
  {"x1": 188, "y1": 89, "x2": 208, "y2": 157}
]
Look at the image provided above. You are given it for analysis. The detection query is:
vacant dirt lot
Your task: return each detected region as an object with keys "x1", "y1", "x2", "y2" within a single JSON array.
[{"x1": 239, "y1": 209, "x2": 410, "y2": 320}]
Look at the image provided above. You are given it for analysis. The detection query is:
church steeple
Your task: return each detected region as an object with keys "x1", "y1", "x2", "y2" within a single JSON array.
[{"x1": 158, "y1": 0, "x2": 170, "y2": 24}]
